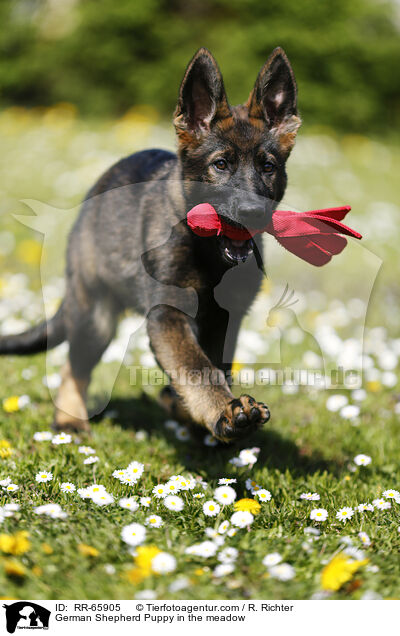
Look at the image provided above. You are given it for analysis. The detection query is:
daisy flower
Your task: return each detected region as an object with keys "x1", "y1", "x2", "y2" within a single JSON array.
[
  {"x1": 60, "y1": 482, "x2": 76, "y2": 493},
  {"x1": 358, "y1": 531, "x2": 371, "y2": 547},
  {"x1": 77, "y1": 487, "x2": 91, "y2": 499},
  {"x1": 300, "y1": 492, "x2": 320, "y2": 500},
  {"x1": 357, "y1": 502, "x2": 374, "y2": 513},
  {"x1": 340, "y1": 405, "x2": 360, "y2": 419},
  {"x1": 112, "y1": 469, "x2": 127, "y2": 480},
  {"x1": 92, "y1": 492, "x2": 114, "y2": 506},
  {"x1": 234, "y1": 498, "x2": 261, "y2": 515},
  {"x1": 230, "y1": 510, "x2": 254, "y2": 527},
  {"x1": 185, "y1": 541, "x2": 217, "y2": 558},
  {"x1": 336, "y1": 507, "x2": 354, "y2": 522},
  {"x1": 121, "y1": 522, "x2": 146, "y2": 546},
  {"x1": 218, "y1": 520, "x2": 230, "y2": 534},
  {"x1": 203, "y1": 500, "x2": 220, "y2": 517},
  {"x1": 205, "y1": 527, "x2": 218, "y2": 539},
  {"x1": 0, "y1": 477, "x2": 12, "y2": 487},
  {"x1": 268, "y1": 563, "x2": 295, "y2": 581},
  {"x1": 119, "y1": 473, "x2": 137, "y2": 485},
  {"x1": 83, "y1": 456, "x2": 99, "y2": 465},
  {"x1": 245, "y1": 479, "x2": 261, "y2": 493},
  {"x1": 86, "y1": 484, "x2": 106, "y2": 497},
  {"x1": 354, "y1": 454, "x2": 372, "y2": 466},
  {"x1": 262, "y1": 552, "x2": 282, "y2": 567},
  {"x1": 165, "y1": 480, "x2": 180, "y2": 494},
  {"x1": 218, "y1": 547, "x2": 238, "y2": 563},
  {"x1": 52, "y1": 432, "x2": 72, "y2": 445},
  {"x1": 193, "y1": 493, "x2": 205, "y2": 499},
  {"x1": 382, "y1": 489, "x2": 400, "y2": 499},
  {"x1": 78, "y1": 446, "x2": 96, "y2": 455},
  {"x1": 213, "y1": 563, "x2": 234, "y2": 577},
  {"x1": 310, "y1": 508, "x2": 328, "y2": 522},
  {"x1": 326, "y1": 394, "x2": 348, "y2": 412},
  {"x1": 304, "y1": 527, "x2": 320, "y2": 536},
  {"x1": 255, "y1": 489, "x2": 272, "y2": 502},
  {"x1": 34, "y1": 503, "x2": 67, "y2": 519},
  {"x1": 151, "y1": 552, "x2": 176, "y2": 574},
  {"x1": 227, "y1": 528, "x2": 237, "y2": 537},
  {"x1": 140, "y1": 497, "x2": 151, "y2": 507},
  {"x1": 204, "y1": 434, "x2": 218, "y2": 447},
  {"x1": 5, "y1": 484, "x2": 19, "y2": 492},
  {"x1": 175, "y1": 426, "x2": 190, "y2": 441},
  {"x1": 373, "y1": 498, "x2": 391, "y2": 510},
  {"x1": 164, "y1": 419, "x2": 178, "y2": 431},
  {"x1": 164, "y1": 495, "x2": 184, "y2": 512},
  {"x1": 119, "y1": 498, "x2": 139, "y2": 511},
  {"x1": 145, "y1": 514, "x2": 163, "y2": 528},
  {"x1": 3, "y1": 503, "x2": 20, "y2": 516},
  {"x1": 35, "y1": 471, "x2": 53, "y2": 483},
  {"x1": 126, "y1": 461, "x2": 144, "y2": 479},
  {"x1": 214, "y1": 486, "x2": 236, "y2": 505},
  {"x1": 152, "y1": 484, "x2": 167, "y2": 499},
  {"x1": 230, "y1": 448, "x2": 259, "y2": 467},
  {"x1": 33, "y1": 431, "x2": 53, "y2": 442},
  {"x1": 218, "y1": 478, "x2": 237, "y2": 485}
]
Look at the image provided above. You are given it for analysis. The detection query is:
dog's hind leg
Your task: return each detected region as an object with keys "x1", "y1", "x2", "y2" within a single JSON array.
[{"x1": 53, "y1": 292, "x2": 119, "y2": 433}]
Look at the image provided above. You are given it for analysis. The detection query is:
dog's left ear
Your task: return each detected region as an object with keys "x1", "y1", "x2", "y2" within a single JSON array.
[
  {"x1": 174, "y1": 48, "x2": 231, "y2": 142},
  {"x1": 247, "y1": 47, "x2": 301, "y2": 154}
]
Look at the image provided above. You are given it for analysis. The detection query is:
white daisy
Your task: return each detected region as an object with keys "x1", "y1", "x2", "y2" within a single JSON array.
[
  {"x1": 214, "y1": 486, "x2": 236, "y2": 505},
  {"x1": 0, "y1": 477, "x2": 11, "y2": 487},
  {"x1": 227, "y1": 528, "x2": 237, "y2": 537},
  {"x1": 151, "y1": 552, "x2": 176, "y2": 574},
  {"x1": 119, "y1": 473, "x2": 136, "y2": 485},
  {"x1": 262, "y1": 552, "x2": 282, "y2": 567},
  {"x1": 218, "y1": 478, "x2": 237, "y2": 485},
  {"x1": 245, "y1": 479, "x2": 261, "y2": 492},
  {"x1": 164, "y1": 495, "x2": 184, "y2": 512},
  {"x1": 185, "y1": 541, "x2": 217, "y2": 558},
  {"x1": 230, "y1": 510, "x2": 254, "y2": 527},
  {"x1": 145, "y1": 515, "x2": 163, "y2": 528},
  {"x1": 268, "y1": 563, "x2": 295, "y2": 581},
  {"x1": 218, "y1": 520, "x2": 230, "y2": 534},
  {"x1": 357, "y1": 502, "x2": 374, "y2": 512},
  {"x1": 86, "y1": 484, "x2": 106, "y2": 497},
  {"x1": 3, "y1": 503, "x2": 19, "y2": 516},
  {"x1": 78, "y1": 446, "x2": 96, "y2": 455},
  {"x1": 175, "y1": 426, "x2": 190, "y2": 441},
  {"x1": 5, "y1": 484, "x2": 19, "y2": 492},
  {"x1": 164, "y1": 419, "x2": 179, "y2": 431},
  {"x1": 112, "y1": 469, "x2": 127, "y2": 480},
  {"x1": 310, "y1": 508, "x2": 328, "y2": 522},
  {"x1": 33, "y1": 431, "x2": 53, "y2": 442},
  {"x1": 165, "y1": 480, "x2": 181, "y2": 494},
  {"x1": 60, "y1": 482, "x2": 76, "y2": 493},
  {"x1": 152, "y1": 484, "x2": 167, "y2": 499},
  {"x1": 336, "y1": 507, "x2": 354, "y2": 522},
  {"x1": 92, "y1": 492, "x2": 114, "y2": 506},
  {"x1": 34, "y1": 503, "x2": 67, "y2": 519},
  {"x1": 140, "y1": 497, "x2": 151, "y2": 507},
  {"x1": 373, "y1": 498, "x2": 391, "y2": 510},
  {"x1": 300, "y1": 492, "x2": 320, "y2": 500},
  {"x1": 126, "y1": 461, "x2": 144, "y2": 479},
  {"x1": 77, "y1": 487, "x2": 91, "y2": 499},
  {"x1": 326, "y1": 394, "x2": 348, "y2": 412},
  {"x1": 213, "y1": 563, "x2": 235, "y2": 577},
  {"x1": 354, "y1": 454, "x2": 372, "y2": 466},
  {"x1": 121, "y1": 522, "x2": 146, "y2": 546},
  {"x1": 83, "y1": 456, "x2": 99, "y2": 465},
  {"x1": 304, "y1": 527, "x2": 320, "y2": 536},
  {"x1": 35, "y1": 471, "x2": 53, "y2": 483},
  {"x1": 193, "y1": 492, "x2": 205, "y2": 499},
  {"x1": 382, "y1": 489, "x2": 400, "y2": 499},
  {"x1": 204, "y1": 434, "x2": 218, "y2": 447},
  {"x1": 119, "y1": 498, "x2": 139, "y2": 511},
  {"x1": 203, "y1": 500, "x2": 220, "y2": 516},
  {"x1": 218, "y1": 547, "x2": 238, "y2": 563},
  {"x1": 255, "y1": 489, "x2": 272, "y2": 502},
  {"x1": 358, "y1": 531, "x2": 371, "y2": 546},
  {"x1": 205, "y1": 527, "x2": 218, "y2": 540},
  {"x1": 52, "y1": 432, "x2": 72, "y2": 445},
  {"x1": 340, "y1": 405, "x2": 360, "y2": 419}
]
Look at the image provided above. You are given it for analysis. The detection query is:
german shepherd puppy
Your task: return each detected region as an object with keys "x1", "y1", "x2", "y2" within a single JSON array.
[{"x1": 0, "y1": 47, "x2": 301, "y2": 442}]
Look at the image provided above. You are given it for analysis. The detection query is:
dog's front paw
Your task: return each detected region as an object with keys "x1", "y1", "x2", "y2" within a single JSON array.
[{"x1": 214, "y1": 394, "x2": 270, "y2": 442}]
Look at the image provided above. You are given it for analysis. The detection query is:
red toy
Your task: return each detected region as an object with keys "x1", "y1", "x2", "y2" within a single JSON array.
[{"x1": 186, "y1": 203, "x2": 362, "y2": 267}]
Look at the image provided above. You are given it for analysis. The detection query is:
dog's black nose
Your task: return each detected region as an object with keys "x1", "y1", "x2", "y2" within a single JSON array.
[{"x1": 238, "y1": 204, "x2": 267, "y2": 229}]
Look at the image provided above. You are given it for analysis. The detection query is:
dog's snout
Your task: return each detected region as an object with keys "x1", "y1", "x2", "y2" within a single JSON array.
[{"x1": 238, "y1": 204, "x2": 267, "y2": 228}]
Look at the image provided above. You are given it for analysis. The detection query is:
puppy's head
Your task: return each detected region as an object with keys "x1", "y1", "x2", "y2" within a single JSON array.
[{"x1": 174, "y1": 47, "x2": 301, "y2": 265}]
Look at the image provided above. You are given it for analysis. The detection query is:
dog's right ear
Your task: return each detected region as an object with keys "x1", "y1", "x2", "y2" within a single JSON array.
[{"x1": 174, "y1": 48, "x2": 231, "y2": 143}]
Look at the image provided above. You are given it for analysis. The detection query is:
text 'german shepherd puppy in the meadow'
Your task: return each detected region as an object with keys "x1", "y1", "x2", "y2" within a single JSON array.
[{"x1": 0, "y1": 47, "x2": 301, "y2": 442}]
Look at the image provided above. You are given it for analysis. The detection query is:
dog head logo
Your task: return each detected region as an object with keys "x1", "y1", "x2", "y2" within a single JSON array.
[{"x1": 3, "y1": 602, "x2": 50, "y2": 633}]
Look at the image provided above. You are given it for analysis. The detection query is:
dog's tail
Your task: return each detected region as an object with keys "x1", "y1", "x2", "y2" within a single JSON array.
[{"x1": 0, "y1": 303, "x2": 66, "y2": 355}]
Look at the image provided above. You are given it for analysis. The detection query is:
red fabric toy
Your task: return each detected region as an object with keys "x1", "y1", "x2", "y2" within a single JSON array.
[{"x1": 186, "y1": 203, "x2": 362, "y2": 266}]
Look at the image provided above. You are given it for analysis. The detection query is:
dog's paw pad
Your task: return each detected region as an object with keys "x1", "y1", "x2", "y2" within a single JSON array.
[{"x1": 214, "y1": 394, "x2": 270, "y2": 442}]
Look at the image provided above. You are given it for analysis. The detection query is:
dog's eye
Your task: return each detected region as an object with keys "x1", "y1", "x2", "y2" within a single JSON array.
[
  {"x1": 214, "y1": 159, "x2": 228, "y2": 171},
  {"x1": 263, "y1": 161, "x2": 276, "y2": 174}
]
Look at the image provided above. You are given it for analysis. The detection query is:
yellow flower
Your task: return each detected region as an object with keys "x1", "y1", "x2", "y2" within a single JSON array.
[
  {"x1": 2, "y1": 397, "x2": 20, "y2": 413},
  {"x1": 366, "y1": 380, "x2": 381, "y2": 393},
  {"x1": 16, "y1": 240, "x2": 42, "y2": 265},
  {"x1": 321, "y1": 555, "x2": 369, "y2": 591},
  {"x1": 4, "y1": 559, "x2": 26, "y2": 578},
  {"x1": 194, "y1": 568, "x2": 205, "y2": 576},
  {"x1": 0, "y1": 447, "x2": 13, "y2": 459},
  {"x1": 78, "y1": 543, "x2": 99, "y2": 557},
  {"x1": 125, "y1": 567, "x2": 146, "y2": 584},
  {"x1": 41, "y1": 543, "x2": 53, "y2": 555},
  {"x1": 0, "y1": 440, "x2": 11, "y2": 448},
  {"x1": 0, "y1": 531, "x2": 31, "y2": 555},
  {"x1": 134, "y1": 545, "x2": 161, "y2": 576},
  {"x1": 32, "y1": 566, "x2": 43, "y2": 577},
  {"x1": 234, "y1": 498, "x2": 261, "y2": 515}
]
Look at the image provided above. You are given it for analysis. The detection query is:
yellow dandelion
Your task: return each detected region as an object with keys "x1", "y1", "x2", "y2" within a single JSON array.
[
  {"x1": 321, "y1": 555, "x2": 369, "y2": 592},
  {"x1": 0, "y1": 440, "x2": 11, "y2": 448},
  {"x1": 16, "y1": 240, "x2": 42, "y2": 265},
  {"x1": 32, "y1": 565, "x2": 43, "y2": 577},
  {"x1": 41, "y1": 543, "x2": 53, "y2": 555},
  {"x1": 78, "y1": 543, "x2": 99, "y2": 557},
  {"x1": 4, "y1": 559, "x2": 26, "y2": 578},
  {"x1": 0, "y1": 531, "x2": 31, "y2": 556},
  {"x1": 0, "y1": 447, "x2": 13, "y2": 459},
  {"x1": 234, "y1": 498, "x2": 261, "y2": 515},
  {"x1": 2, "y1": 397, "x2": 20, "y2": 413},
  {"x1": 125, "y1": 567, "x2": 146, "y2": 584},
  {"x1": 135, "y1": 545, "x2": 161, "y2": 577}
]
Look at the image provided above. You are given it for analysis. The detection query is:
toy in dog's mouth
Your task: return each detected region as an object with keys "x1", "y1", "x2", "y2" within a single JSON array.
[{"x1": 219, "y1": 235, "x2": 254, "y2": 264}]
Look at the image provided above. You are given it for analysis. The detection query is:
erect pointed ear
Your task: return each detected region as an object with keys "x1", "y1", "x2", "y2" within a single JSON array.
[
  {"x1": 247, "y1": 47, "x2": 301, "y2": 154},
  {"x1": 174, "y1": 48, "x2": 231, "y2": 141}
]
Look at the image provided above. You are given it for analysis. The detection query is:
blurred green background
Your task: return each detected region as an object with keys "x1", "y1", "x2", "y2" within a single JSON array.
[{"x1": 0, "y1": 0, "x2": 399, "y2": 133}]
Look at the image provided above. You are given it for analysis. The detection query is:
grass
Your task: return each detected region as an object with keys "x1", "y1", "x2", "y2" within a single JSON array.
[{"x1": 0, "y1": 106, "x2": 400, "y2": 600}]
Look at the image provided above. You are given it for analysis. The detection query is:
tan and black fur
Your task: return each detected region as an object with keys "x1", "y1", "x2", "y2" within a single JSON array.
[{"x1": 0, "y1": 47, "x2": 301, "y2": 442}]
